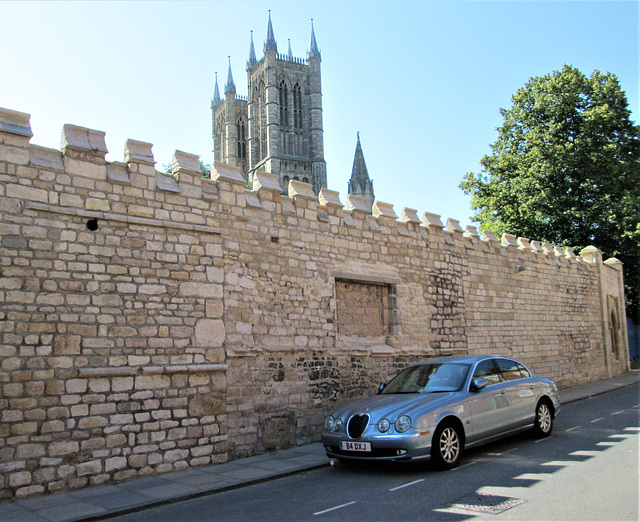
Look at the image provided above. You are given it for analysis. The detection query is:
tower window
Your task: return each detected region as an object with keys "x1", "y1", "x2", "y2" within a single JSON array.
[
  {"x1": 237, "y1": 116, "x2": 246, "y2": 160},
  {"x1": 279, "y1": 80, "x2": 289, "y2": 129},
  {"x1": 258, "y1": 81, "x2": 267, "y2": 161},
  {"x1": 293, "y1": 83, "x2": 302, "y2": 129}
]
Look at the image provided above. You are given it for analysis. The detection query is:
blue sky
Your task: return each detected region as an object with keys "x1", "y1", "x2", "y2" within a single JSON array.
[{"x1": 1, "y1": 1, "x2": 637, "y2": 228}]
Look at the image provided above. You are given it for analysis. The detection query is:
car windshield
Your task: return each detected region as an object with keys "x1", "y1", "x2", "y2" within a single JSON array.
[{"x1": 381, "y1": 363, "x2": 471, "y2": 394}]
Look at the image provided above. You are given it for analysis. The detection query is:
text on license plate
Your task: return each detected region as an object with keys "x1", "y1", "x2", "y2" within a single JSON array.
[{"x1": 340, "y1": 441, "x2": 371, "y2": 452}]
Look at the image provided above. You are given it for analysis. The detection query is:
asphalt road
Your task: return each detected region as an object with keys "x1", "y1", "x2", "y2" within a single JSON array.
[{"x1": 114, "y1": 385, "x2": 639, "y2": 521}]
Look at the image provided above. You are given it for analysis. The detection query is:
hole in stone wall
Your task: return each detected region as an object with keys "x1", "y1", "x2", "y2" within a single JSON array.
[{"x1": 86, "y1": 219, "x2": 99, "y2": 231}]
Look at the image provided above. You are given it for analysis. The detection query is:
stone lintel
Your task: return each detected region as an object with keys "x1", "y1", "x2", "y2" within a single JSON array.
[
  {"x1": 288, "y1": 179, "x2": 316, "y2": 200},
  {"x1": 318, "y1": 188, "x2": 343, "y2": 208},
  {"x1": 331, "y1": 271, "x2": 402, "y2": 285},
  {"x1": 446, "y1": 218, "x2": 463, "y2": 233},
  {"x1": 253, "y1": 170, "x2": 282, "y2": 192},
  {"x1": 62, "y1": 124, "x2": 108, "y2": 159},
  {"x1": 372, "y1": 200, "x2": 397, "y2": 220},
  {"x1": 400, "y1": 207, "x2": 420, "y2": 224},
  {"x1": 211, "y1": 162, "x2": 245, "y2": 184},
  {"x1": 172, "y1": 150, "x2": 200, "y2": 174},
  {"x1": 124, "y1": 139, "x2": 155, "y2": 165},
  {"x1": 345, "y1": 194, "x2": 370, "y2": 214},
  {"x1": 421, "y1": 212, "x2": 444, "y2": 229},
  {"x1": 0, "y1": 107, "x2": 33, "y2": 140}
]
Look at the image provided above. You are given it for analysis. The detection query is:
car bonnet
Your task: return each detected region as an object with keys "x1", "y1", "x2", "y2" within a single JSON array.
[{"x1": 331, "y1": 391, "x2": 457, "y2": 422}]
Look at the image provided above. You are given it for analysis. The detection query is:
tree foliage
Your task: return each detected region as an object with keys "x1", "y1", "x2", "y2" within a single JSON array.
[{"x1": 460, "y1": 65, "x2": 640, "y2": 319}]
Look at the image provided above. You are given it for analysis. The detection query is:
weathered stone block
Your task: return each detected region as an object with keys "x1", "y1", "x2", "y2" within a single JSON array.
[{"x1": 194, "y1": 319, "x2": 225, "y2": 348}]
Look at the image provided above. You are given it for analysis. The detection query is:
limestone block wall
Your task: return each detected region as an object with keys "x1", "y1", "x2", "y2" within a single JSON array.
[{"x1": 0, "y1": 107, "x2": 629, "y2": 501}]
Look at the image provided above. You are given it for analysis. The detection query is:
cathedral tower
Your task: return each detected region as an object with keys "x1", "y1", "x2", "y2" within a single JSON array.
[{"x1": 212, "y1": 14, "x2": 327, "y2": 194}]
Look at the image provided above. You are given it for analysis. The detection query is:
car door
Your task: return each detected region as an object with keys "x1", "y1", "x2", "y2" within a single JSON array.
[
  {"x1": 466, "y1": 358, "x2": 514, "y2": 442},
  {"x1": 495, "y1": 358, "x2": 537, "y2": 427}
]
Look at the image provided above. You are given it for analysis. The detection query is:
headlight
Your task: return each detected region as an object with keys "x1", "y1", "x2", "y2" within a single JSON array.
[
  {"x1": 324, "y1": 415, "x2": 335, "y2": 431},
  {"x1": 378, "y1": 419, "x2": 390, "y2": 433},
  {"x1": 395, "y1": 415, "x2": 411, "y2": 433},
  {"x1": 334, "y1": 418, "x2": 342, "y2": 431}
]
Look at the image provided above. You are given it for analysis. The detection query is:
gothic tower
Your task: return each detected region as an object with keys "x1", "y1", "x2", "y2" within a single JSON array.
[
  {"x1": 211, "y1": 13, "x2": 327, "y2": 194},
  {"x1": 348, "y1": 132, "x2": 375, "y2": 211}
]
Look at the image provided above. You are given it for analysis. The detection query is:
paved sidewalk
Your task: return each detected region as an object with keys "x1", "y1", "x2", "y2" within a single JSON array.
[{"x1": 1, "y1": 370, "x2": 638, "y2": 522}]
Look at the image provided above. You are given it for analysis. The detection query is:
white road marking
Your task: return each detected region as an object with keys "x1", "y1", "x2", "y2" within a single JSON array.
[
  {"x1": 591, "y1": 417, "x2": 604, "y2": 423},
  {"x1": 514, "y1": 473, "x2": 552, "y2": 481},
  {"x1": 570, "y1": 450, "x2": 601, "y2": 457},
  {"x1": 534, "y1": 435, "x2": 553, "y2": 443},
  {"x1": 389, "y1": 479, "x2": 425, "y2": 492},
  {"x1": 313, "y1": 501, "x2": 356, "y2": 516}
]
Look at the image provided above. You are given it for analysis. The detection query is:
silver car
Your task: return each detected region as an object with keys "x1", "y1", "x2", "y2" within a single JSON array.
[{"x1": 321, "y1": 355, "x2": 560, "y2": 469}]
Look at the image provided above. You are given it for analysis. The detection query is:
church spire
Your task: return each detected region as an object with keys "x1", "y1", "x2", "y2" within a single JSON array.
[
  {"x1": 348, "y1": 132, "x2": 375, "y2": 210},
  {"x1": 225, "y1": 56, "x2": 236, "y2": 95},
  {"x1": 212, "y1": 72, "x2": 221, "y2": 107},
  {"x1": 264, "y1": 10, "x2": 277, "y2": 53},
  {"x1": 247, "y1": 30, "x2": 257, "y2": 68},
  {"x1": 307, "y1": 19, "x2": 321, "y2": 60}
]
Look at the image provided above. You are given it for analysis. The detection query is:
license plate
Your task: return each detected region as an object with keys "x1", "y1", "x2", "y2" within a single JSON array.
[{"x1": 340, "y1": 441, "x2": 371, "y2": 452}]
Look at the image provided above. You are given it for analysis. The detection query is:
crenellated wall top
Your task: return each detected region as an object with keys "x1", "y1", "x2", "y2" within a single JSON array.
[{"x1": 0, "y1": 106, "x2": 613, "y2": 268}]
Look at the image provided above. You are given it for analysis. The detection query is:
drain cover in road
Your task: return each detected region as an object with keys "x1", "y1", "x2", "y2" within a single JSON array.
[{"x1": 448, "y1": 493, "x2": 526, "y2": 514}]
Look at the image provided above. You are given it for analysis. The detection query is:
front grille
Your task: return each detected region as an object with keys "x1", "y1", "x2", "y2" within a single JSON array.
[{"x1": 347, "y1": 413, "x2": 369, "y2": 439}]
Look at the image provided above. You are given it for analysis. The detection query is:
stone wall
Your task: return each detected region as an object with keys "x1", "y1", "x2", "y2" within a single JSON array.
[{"x1": 0, "y1": 107, "x2": 629, "y2": 500}]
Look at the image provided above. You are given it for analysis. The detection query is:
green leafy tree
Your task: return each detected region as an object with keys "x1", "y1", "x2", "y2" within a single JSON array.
[{"x1": 461, "y1": 65, "x2": 640, "y2": 320}]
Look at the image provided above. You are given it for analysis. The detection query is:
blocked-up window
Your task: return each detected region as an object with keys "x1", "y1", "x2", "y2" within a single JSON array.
[{"x1": 335, "y1": 280, "x2": 395, "y2": 338}]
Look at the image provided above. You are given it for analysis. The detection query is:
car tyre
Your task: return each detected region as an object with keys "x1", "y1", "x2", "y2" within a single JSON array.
[
  {"x1": 431, "y1": 422, "x2": 463, "y2": 470},
  {"x1": 532, "y1": 400, "x2": 553, "y2": 437}
]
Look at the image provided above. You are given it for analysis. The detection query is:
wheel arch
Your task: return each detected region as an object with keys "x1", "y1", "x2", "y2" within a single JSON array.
[
  {"x1": 435, "y1": 414, "x2": 466, "y2": 447},
  {"x1": 537, "y1": 395, "x2": 556, "y2": 417}
]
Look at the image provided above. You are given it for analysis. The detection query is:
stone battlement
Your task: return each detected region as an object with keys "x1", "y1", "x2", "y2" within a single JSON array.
[{"x1": 0, "y1": 107, "x2": 597, "y2": 266}]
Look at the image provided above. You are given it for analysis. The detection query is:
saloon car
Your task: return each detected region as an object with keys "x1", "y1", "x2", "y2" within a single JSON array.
[{"x1": 321, "y1": 355, "x2": 560, "y2": 469}]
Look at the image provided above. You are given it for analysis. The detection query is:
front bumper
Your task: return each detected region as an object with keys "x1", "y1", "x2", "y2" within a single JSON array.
[{"x1": 321, "y1": 430, "x2": 434, "y2": 461}]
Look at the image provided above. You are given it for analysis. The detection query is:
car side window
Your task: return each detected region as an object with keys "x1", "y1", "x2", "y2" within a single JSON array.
[
  {"x1": 472, "y1": 359, "x2": 502, "y2": 385},
  {"x1": 516, "y1": 363, "x2": 531, "y2": 378},
  {"x1": 496, "y1": 358, "x2": 523, "y2": 381}
]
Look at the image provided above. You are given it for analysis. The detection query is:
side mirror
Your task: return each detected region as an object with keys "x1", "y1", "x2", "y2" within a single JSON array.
[
  {"x1": 472, "y1": 378, "x2": 488, "y2": 392},
  {"x1": 377, "y1": 383, "x2": 386, "y2": 394}
]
